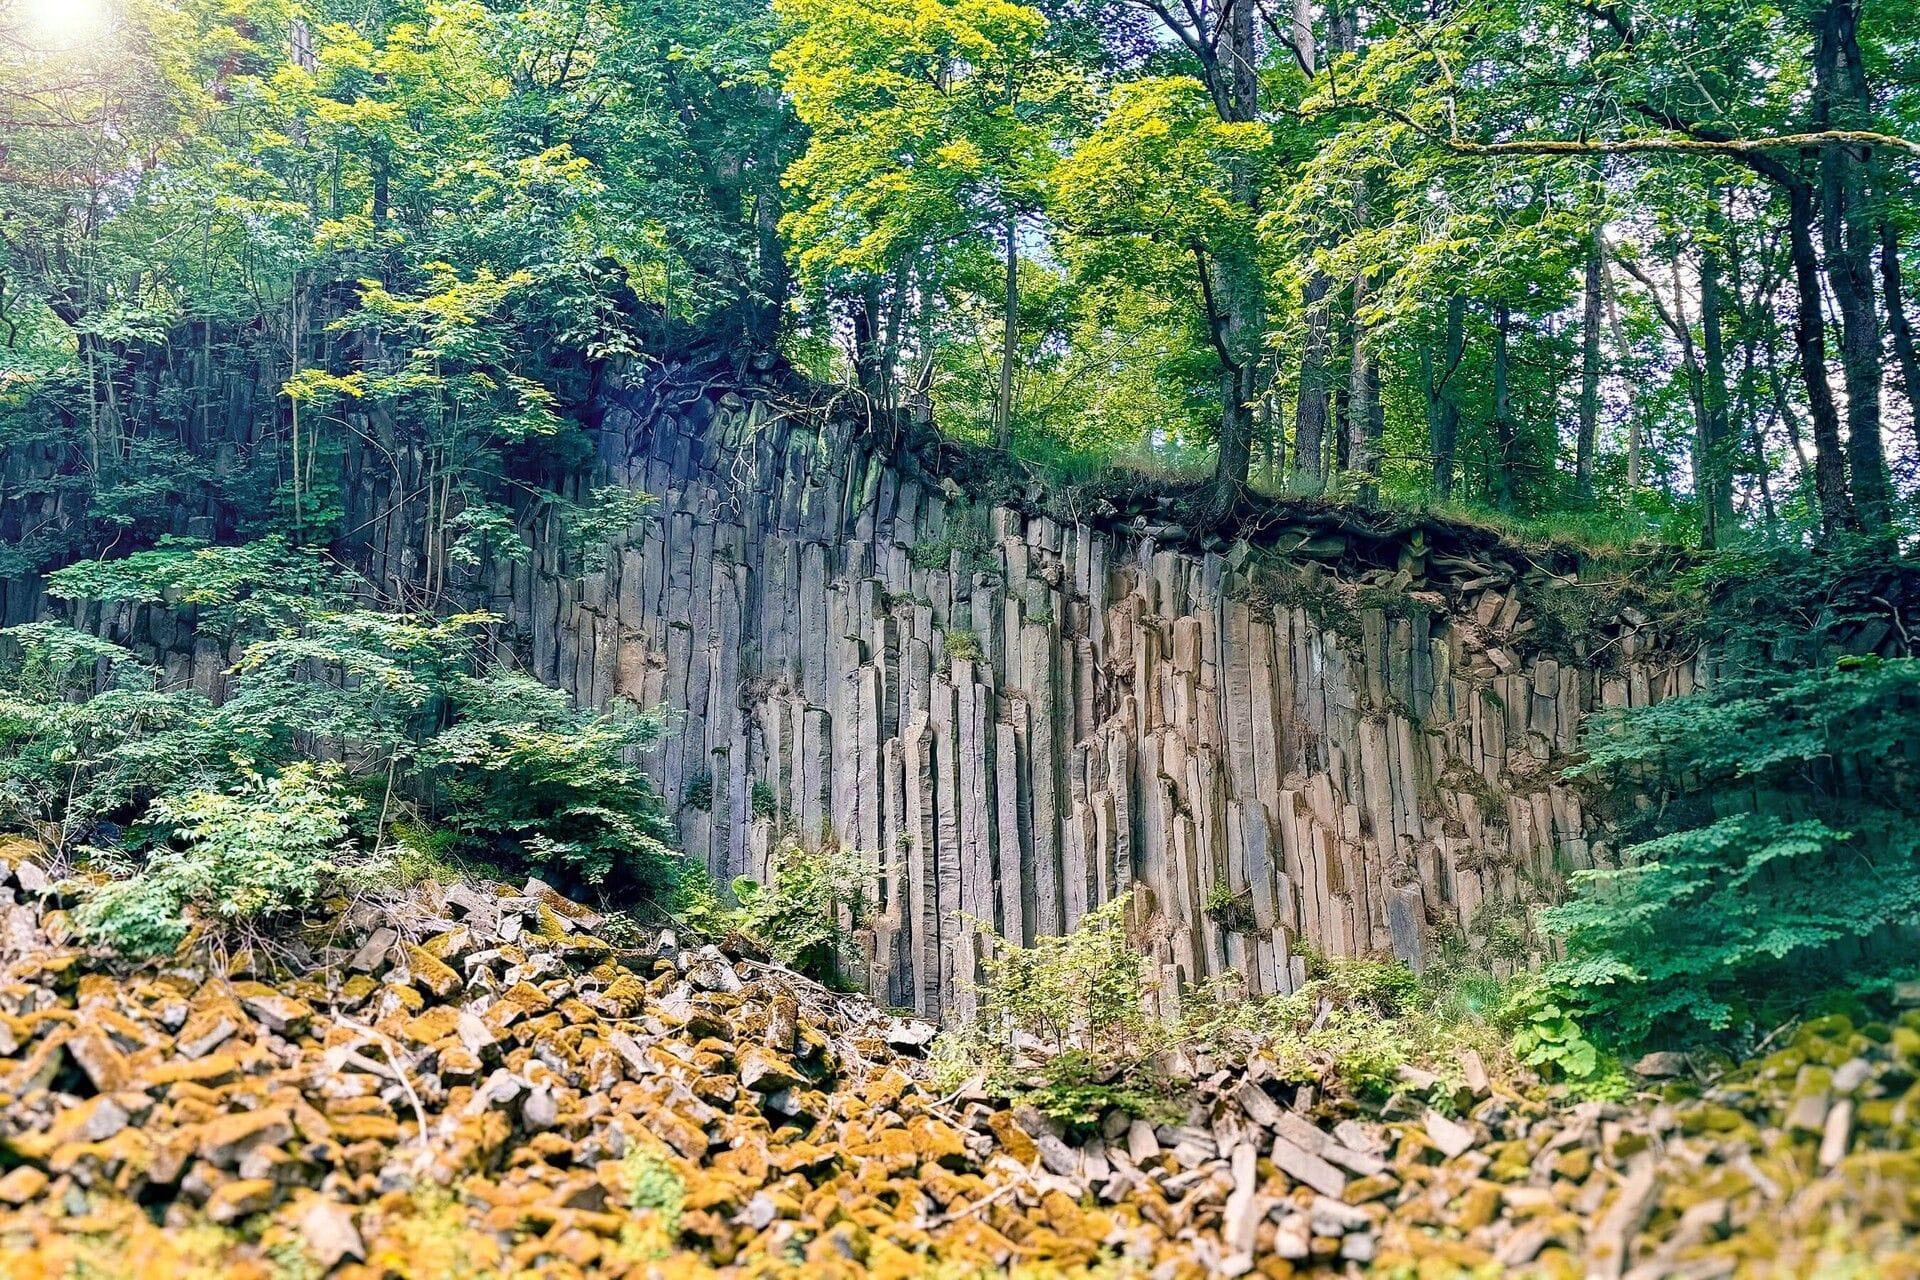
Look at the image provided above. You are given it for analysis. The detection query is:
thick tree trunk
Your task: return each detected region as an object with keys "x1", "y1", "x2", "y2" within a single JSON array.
[
  {"x1": 1292, "y1": 275, "x2": 1332, "y2": 489},
  {"x1": 1813, "y1": 0, "x2": 1890, "y2": 529},
  {"x1": 1576, "y1": 228, "x2": 1603, "y2": 500},
  {"x1": 1200, "y1": 0, "x2": 1263, "y2": 522}
]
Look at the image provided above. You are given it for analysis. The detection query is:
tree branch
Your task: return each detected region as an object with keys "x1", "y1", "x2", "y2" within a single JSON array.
[
  {"x1": 1440, "y1": 129, "x2": 1919, "y2": 160},
  {"x1": 1190, "y1": 242, "x2": 1242, "y2": 372}
]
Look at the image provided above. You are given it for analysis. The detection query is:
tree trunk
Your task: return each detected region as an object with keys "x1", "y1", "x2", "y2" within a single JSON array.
[
  {"x1": 995, "y1": 214, "x2": 1018, "y2": 450},
  {"x1": 748, "y1": 95, "x2": 790, "y2": 347},
  {"x1": 1813, "y1": 0, "x2": 1889, "y2": 529},
  {"x1": 1200, "y1": 0, "x2": 1263, "y2": 522},
  {"x1": 1287, "y1": 0, "x2": 1336, "y2": 497},
  {"x1": 1880, "y1": 220, "x2": 1920, "y2": 454},
  {"x1": 1699, "y1": 202, "x2": 1736, "y2": 545},
  {"x1": 1292, "y1": 275, "x2": 1331, "y2": 489},
  {"x1": 1577, "y1": 226, "x2": 1603, "y2": 500},
  {"x1": 1785, "y1": 181, "x2": 1857, "y2": 531},
  {"x1": 849, "y1": 287, "x2": 887, "y2": 402},
  {"x1": 1347, "y1": 188, "x2": 1380, "y2": 502},
  {"x1": 1598, "y1": 254, "x2": 1643, "y2": 490},
  {"x1": 1492, "y1": 303, "x2": 1516, "y2": 511},
  {"x1": 1430, "y1": 292, "x2": 1463, "y2": 500}
]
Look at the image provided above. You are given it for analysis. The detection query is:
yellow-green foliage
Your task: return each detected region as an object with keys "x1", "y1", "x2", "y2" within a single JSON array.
[{"x1": 620, "y1": 1141, "x2": 686, "y2": 1229}]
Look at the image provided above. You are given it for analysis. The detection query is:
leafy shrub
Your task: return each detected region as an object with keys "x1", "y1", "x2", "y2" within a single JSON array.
[
  {"x1": 908, "y1": 517, "x2": 997, "y2": 577},
  {"x1": 42, "y1": 536, "x2": 352, "y2": 642},
  {"x1": 1017, "y1": 1049, "x2": 1178, "y2": 1131},
  {"x1": 0, "y1": 625, "x2": 231, "y2": 849},
  {"x1": 556, "y1": 487, "x2": 659, "y2": 574},
  {"x1": 1181, "y1": 958, "x2": 1435, "y2": 1101},
  {"x1": 729, "y1": 840, "x2": 866, "y2": 983},
  {"x1": 1493, "y1": 973, "x2": 1602, "y2": 1082},
  {"x1": 683, "y1": 771, "x2": 713, "y2": 812},
  {"x1": 749, "y1": 779, "x2": 778, "y2": 821},
  {"x1": 972, "y1": 893, "x2": 1154, "y2": 1060},
  {"x1": 1203, "y1": 881, "x2": 1255, "y2": 933},
  {"x1": 8, "y1": 542, "x2": 692, "y2": 954},
  {"x1": 422, "y1": 671, "x2": 675, "y2": 890},
  {"x1": 74, "y1": 765, "x2": 361, "y2": 956},
  {"x1": 1546, "y1": 656, "x2": 1920, "y2": 1044}
]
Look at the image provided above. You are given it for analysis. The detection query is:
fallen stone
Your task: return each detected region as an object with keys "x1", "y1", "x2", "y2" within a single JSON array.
[
  {"x1": 1268, "y1": 1132, "x2": 1346, "y2": 1199},
  {"x1": 1423, "y1": 1109, "x2": 1476, "y2": 1158}
]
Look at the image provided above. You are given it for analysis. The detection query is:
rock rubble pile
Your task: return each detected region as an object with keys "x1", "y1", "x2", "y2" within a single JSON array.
[{"x1": 0, "y1": 844, "x2": 1915, "y2": 1278}]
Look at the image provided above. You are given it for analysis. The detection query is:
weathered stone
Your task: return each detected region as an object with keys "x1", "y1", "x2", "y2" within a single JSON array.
[
  {"x1": 197, "y1": 1108, "x2": 293, "y2": 1168},
  {"x1": 0, "y1": 1167, "x2": 48, "y2": 1206},
  {"x1": 176, "y1": 1010, "x2": 239, "y2": 1060},
  {"x1": 1127, "y1": 1119, "x2": 1161, "y2": 1164},
  {"x1": 403, "y1": 944, "x2": 462, "y2": 999},
  {"x1": 1231, "y1": 1080, "x2": 1284, "y2": 1129},
  {"x1": 349, "y1": 927, "x2": 398, "y2": 973},
  {"x1": 1268, "y1": 1133, "x2": 1346, "y2": 1199},
  {"x1": 1422, "y1": 1109, "x2": 1475, "y2": 1158},
  {"x1": 1632, "y1": 1051, "x2": 1688, "y2": 1079},
  {"x1": 738, "y1": 1046, "x2": 803, "y2": 1093},
  {"x1": 233, "y1": 982, "x2": 313, "y2": 1033},
  {"x1": 48, "y1": 1095, "x2": 130, "y2": 1146},
  {"x1": 204, "y1": 1178, "x2": 277, "y2": 1224}
]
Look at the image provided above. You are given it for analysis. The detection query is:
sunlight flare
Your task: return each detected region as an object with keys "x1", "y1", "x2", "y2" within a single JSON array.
[{"x1": 20, "y1": 0, "x2": 110, "y2": 47}]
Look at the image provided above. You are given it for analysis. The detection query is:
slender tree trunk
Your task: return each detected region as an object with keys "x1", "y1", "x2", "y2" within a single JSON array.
[
  {"x1": 1598, "y1": 255, "x2": 1643, "y2": 489},
  {"x1": 1785, "y1": 181, "x2": 1857, "y2": 531},
  {"x1": 1763, "y1": 320, "x2": 1816, "y2": 490},
  {"x1": 995, "y1": 214, "x2": 1018, "y2": 450},
  {"x1": 1737, "y1": 325, "x2": 1779, "y2": 531},
  {"x1": 1665, "y1": 260, "x2": 1711, "y2": 521},
  {"x1": 1289, "y1": 0, "x2": 1333, "y2": 496},
  {"x1": 1880, "y1": 220, "x2": 1920, "y2": 453},
  {"x1": 1577, "y1": 226, "x2": 1603, "y2": 499},
  {"x1": 1347, "y1": 187, "x2": 1380, "y2": 501},
  {"x1": 1430, "y1": 292, "x2": 1463, "y2": 500},
  {"x1": 1492, "y1": 303, "x2": 1516, "y2": 511},
  {"x1": 749, "y1": 96, "x2": 790, "y2": 348},
  {"x1": 1813, "y1": 0, "x2": 1889, "y2": 529},
  {"x1": 1699, "y1": 203, "x2": 1737, "y2": 545}
]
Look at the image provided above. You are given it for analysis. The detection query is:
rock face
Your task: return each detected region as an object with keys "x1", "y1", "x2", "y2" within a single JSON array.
[{"x1": 19, "y1": 360, "x2": 1697, "y2": 1013}]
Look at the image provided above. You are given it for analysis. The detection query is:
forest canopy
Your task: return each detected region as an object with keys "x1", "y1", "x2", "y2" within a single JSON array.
[{"x1": 1, "y1": 0, "x2": 1916, "y2": 560}]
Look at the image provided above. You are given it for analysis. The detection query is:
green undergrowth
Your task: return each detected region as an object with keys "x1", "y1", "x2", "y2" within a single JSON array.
[
  {"x1": 933, "y1": 894, "x2": 1632, "y2": 1133},
  {"x1": 1541, "y1": 536, "x2": 1920, "y2": 1056},
  {"x1": 0, "y1": 541, "x2": 681, "y2": 958}
]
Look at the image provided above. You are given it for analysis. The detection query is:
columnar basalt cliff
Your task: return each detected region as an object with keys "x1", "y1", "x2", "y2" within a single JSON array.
[
  {"x1": 469, "y1": 364, "x2": 1696, "y2": 1018},
  {"x1": 13, "y1": 358, "x2": 1697, "y2": 1017}
]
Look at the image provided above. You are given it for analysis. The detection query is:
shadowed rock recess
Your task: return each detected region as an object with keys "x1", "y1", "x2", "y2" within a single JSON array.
[{"x1": 18, "y1": 357, "x2": 1697, "y2": 1013}]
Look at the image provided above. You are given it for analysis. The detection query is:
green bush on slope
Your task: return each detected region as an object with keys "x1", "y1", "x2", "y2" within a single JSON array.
[
  {"x1": 1545, "y1": 539, "x2": 1920, "y2": 1047},
  {"x1": 0, "y1": 541, "x2": 684, "y2": 955}
]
